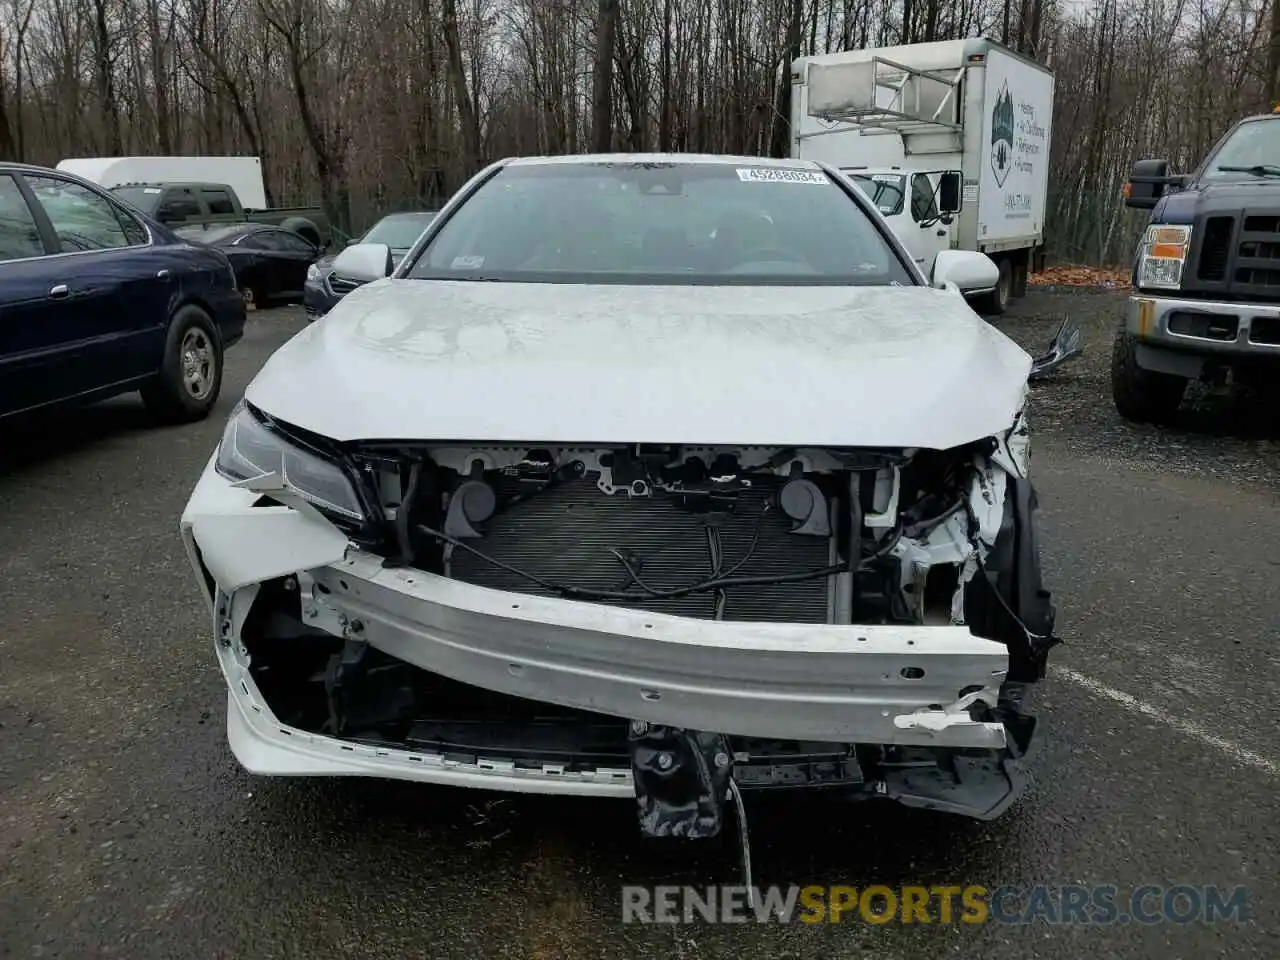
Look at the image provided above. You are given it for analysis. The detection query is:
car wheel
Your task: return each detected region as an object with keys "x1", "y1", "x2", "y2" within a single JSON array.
[
  {"x1": 140, "y1": 305, "x2": 224, "y2": 424},
  {"x1": 974, "y1": 257, "x2": 1011, "y2": 317},
  {"x1": 1111, "y1": 333, "x2": 1186, "y2": 424}
]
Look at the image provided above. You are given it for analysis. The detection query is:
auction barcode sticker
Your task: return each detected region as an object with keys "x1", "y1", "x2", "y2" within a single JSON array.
[{"x1": 736, "y1": 168, "x2": 827, "y2": 184}]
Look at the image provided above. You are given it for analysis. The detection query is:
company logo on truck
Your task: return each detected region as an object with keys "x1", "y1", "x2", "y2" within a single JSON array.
[{"x1": 990, "y1": 80, "x2": 1015, "y2": 188}]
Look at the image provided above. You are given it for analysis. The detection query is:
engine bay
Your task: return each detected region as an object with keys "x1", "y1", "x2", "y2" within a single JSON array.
[{"x1": 348, "y1": 442, "x2": 980, "y2": 628}]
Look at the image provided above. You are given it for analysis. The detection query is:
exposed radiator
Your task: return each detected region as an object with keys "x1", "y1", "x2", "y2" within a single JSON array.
[{"x1": 448, "y1": 475, "x2": 835, "y2": 623}]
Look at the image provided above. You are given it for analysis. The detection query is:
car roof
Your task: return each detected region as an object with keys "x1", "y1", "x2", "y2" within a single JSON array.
[
  {"x1": 502, "y1": 153, "x2": 826, "y2": 171},
  {"x1": 0, "y1": 162, "x2": 67, "y2": 176}
]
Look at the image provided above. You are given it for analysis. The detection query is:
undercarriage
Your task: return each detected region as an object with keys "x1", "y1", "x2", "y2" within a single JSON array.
[{"x1": 187, "y1": 426, "x2": 1058, "y2": 849}]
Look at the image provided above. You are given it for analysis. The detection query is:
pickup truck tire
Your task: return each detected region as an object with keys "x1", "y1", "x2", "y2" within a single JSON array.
[
  {"x1": 140, "y1": 305, "x2": 224, "y2": 424},
  {"x1": 280, "y1": 216, "x2": 321, "y2": 248},
  {"x1": 974, "y1": 257, "x2": 1011, "y2": 317},
  {"x1": 1110, "y1": 333, "x2": 1186, "y2": 424}
]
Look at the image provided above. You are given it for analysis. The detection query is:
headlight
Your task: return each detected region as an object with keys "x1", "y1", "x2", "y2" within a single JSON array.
[
  {"x1": 215, "y1": 403, "x2": 364, "y2": 520},
  {"x1": 306, "y1": 263, "x2": 321, "y2": 282},
  {"x1": 1136, "y1": 224, "x2": 1191, "y2": 290}
]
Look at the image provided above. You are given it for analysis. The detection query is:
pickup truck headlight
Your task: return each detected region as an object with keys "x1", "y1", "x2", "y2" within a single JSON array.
[
  {"x1": 215, "y1": 403, "x2": 364, "y2": 520},
  {"x1": 1136, "y1": 224, "x2": 1191, "y2": 290}
]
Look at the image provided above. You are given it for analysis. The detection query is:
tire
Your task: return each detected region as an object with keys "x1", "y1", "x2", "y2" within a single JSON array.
[
  {"x1": 280, "y1": 216, "x2": 321, "y2": 248},
  {"x1": 1110, "y1": 333, "x2": 1186, "y2": 424},
  {"x1": 140, "y1": 305, "x2": 224, "y2": 424},
  {"x1": 974, "y1": 257, "x2": 1012, "y2": 316}
]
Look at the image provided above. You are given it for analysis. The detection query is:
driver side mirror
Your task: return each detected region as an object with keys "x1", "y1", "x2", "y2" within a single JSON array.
[
  {"x1": 932, "y1": 250, "x2": 999, "y2": 295},
  {"x1": 938, "y1": 171, "x2": 962, "y2": 216},
  {"x1": 1124, "y1": 158, "x2": 1186, "y2": 210},
  {"x1": 330, "y1": 242, "x2": 393, "y2": 284}
]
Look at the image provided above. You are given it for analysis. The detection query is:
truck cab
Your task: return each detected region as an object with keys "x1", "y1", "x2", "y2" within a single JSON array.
[
  {"x1": 1115, "y1": 111, "x2": 1280, "y2": 423},
  {"x1": 841, "y1": 166, "x2": 960, "y2": 277}
]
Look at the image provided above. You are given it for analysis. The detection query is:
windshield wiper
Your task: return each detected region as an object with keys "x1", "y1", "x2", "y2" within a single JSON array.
[{"x1": 1216, "y1": 164, "x2": 1280, "y2": 178}]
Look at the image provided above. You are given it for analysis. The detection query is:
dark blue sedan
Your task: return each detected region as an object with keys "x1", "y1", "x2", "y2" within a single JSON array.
[{"x1": 0, "y1": 163, "x2": 245, "y2": 424}]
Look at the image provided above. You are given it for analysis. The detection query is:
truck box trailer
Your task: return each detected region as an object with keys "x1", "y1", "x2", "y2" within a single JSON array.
[
  {"x1": 56, "y1": 156, "x2": 268, "y2": 211},
  {"x1": 791, "y1": 37, "x2": 1054, "y2": 312}
]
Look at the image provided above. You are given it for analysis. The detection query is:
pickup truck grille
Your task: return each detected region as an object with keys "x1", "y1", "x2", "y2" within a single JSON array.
[
  {"x1": 1196, "y1": 217, "x2": 1232, "y2": 281},
  {"x1": 1236, "y1": 216, "x2": 1280, "y2": 288},
  {"x1": 1182, "y1": 209, "x2": 1280, "y2": 302}
]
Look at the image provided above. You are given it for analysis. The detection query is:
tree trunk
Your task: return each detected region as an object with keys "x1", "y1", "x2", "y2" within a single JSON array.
[
  {"x1": 590, "y1": 0, "x2": 618, "y2": 151},
  {"x1": 769, "y1": 0, "x2": 801, "y2": 158},
  {"x1": 1268, "y1": 0, "x2": 1280, "y2": 107},
  {"x1": 441, "y1": 0, "x2": 482, "y2": 171}
]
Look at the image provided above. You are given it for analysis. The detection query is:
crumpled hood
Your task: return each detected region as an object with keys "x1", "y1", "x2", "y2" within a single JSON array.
[{"x1": 246, "y1": 280, "x2": 1032, "y2": 449}]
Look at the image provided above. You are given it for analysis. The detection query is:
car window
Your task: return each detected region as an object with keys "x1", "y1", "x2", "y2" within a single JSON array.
[
  {"x1": 202, "y1": 189, "x2": 235, "y2": 215},
  {"x1": 157, "y1": 193, "x2": 202, "y2": 221},
  {"x1": 0, "y1": 175, "x2": 46, "y2": 261},
  {"x1": 363, "y1": 213, "x2": 435, "y2": 249},
  {"x1": 275, "y1": 231, "x2": 315, "y2": 254},
  {"x1": 251, "y1": 231, "x2": 287, "y2": 251},
  {"x1": 910, "y1": 174, "x2": 939, "y2": 223},
  {"x1": 25, "y1": 176, "x2": 135, "y2": 253},
  {"x1": 113, "y1": 205, "x2": 148, "y2": 246},
  {"x1": 236, "y1": 233, "x2": 269, "y2": 250},
  {"x1": 848, "y1": 173, "x2": 906, "y2": 217},
  {"x1": 408, "y1": 162, "x2": 913, "y2": 286}
]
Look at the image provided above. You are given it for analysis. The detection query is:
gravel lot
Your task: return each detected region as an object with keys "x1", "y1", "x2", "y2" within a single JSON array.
[{"x1": 1, "y1": 290, "x2": 1277, "y2": 958}]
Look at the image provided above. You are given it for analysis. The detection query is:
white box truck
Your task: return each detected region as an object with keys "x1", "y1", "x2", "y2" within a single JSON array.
[
  {"x1": 56, "y1": 156, "x2": 268, "y2": 210},
  {"x1": 791, "y1": 38, "x2": 1054, "y2": 314}
]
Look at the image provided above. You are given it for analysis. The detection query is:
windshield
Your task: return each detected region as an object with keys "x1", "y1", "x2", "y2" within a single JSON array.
[
  {"x1": 363, "y1": 212, "x2": 436, "y2": 250},
  {"x1": 111, "y1": 186, "x2": 162, "y2": 214},
  {"x1": 1202, "y1": 118, "x2": 1280, "y2": 180},
  {"x1": 847, "y1": 173, "x2": 906, "y2": 217},
  {"x1": 405, "y1": 161, "x2": 913, "y2": 286}
]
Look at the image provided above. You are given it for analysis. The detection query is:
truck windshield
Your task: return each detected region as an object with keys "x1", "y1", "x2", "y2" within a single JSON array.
[
  {"x1": 406, "y1": 161, "x2": 913, "y2": 286},
  {"x1": 1203, "y1": 118, "x2": 1280, "y2": 181},
  {"x1": 846, "y1": 173, "x2": 906, "y2": 217},
  {"x1": 110, "y1": 186, "x2": 161, "y2": 214}
]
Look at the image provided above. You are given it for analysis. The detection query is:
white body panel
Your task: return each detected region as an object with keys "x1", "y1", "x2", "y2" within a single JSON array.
[
  {"x1": 791, "y1": 38, "x2": 1053, "y2": 256},
  {"x1": 55, "y1": 156, "x2": 268, "y2": 210}
]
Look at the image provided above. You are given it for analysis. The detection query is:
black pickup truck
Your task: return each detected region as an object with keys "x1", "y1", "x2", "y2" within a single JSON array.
[
  {"x1": 1116, "y1": 110, "x2": 1280, "y2": 422},
  {"x1": 110, "y1": 181, "x2": 331, "y2": 250}
]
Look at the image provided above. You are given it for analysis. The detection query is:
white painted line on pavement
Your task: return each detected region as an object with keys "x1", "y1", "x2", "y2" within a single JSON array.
[{"x1": 1052, "y1": 665, "x2": 1280, "y2": 777}]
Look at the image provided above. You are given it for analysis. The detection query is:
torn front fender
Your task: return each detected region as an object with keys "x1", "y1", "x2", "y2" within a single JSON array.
[{"x1": 179, "y1": 455, "x2": 349, "y2": 601}]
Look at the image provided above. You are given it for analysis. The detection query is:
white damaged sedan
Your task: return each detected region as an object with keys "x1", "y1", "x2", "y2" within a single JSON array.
[{"x1": 181, "y1": 154, "x2": 1060, "y2": 839}]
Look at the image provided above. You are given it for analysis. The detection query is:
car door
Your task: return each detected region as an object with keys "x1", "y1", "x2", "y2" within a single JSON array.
[
  {"x1": 20, "y1": 173, "x2": 170, "y2": 396},
  {"x1": 268, "y1": 229, "x2": 319, "y2": 296},
  {"x1": 229, "y1": 232, "x2": 275, "y2": 299},
  {"x1": 909, "y1": 173, "x2": 950, "y2": 276},
  {"x1": 0, "y1": 173, "x2": 66, "y2": 415}
]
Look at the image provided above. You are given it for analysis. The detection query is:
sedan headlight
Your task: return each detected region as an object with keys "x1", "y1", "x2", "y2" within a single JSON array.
[
  {"x1": 215, "y1": 403, "x2": 364, "y2": 520},
  {"x1": 306, "y1": 263, "x2": 322, "y2": 282},
  {"x1": 1136, "y1": 224, "x2": 1191, "y2": 290}
]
